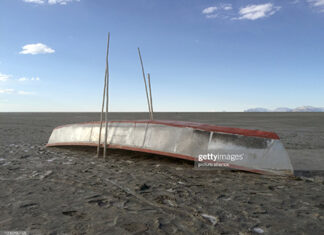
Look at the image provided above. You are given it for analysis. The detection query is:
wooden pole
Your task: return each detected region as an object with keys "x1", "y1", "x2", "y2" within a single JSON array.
[
  {"x1": 147, "y1": 73, "x2": 154, "y2": 120},
  {"x1": 97, "y1": 34, "x2": 110, "y2": 157},
  {"x1": 103, "y1": 32, "x2": 110, "y2": 159},
  {"x1": 137, "y1": 48, "x2": 152, "y2": 120}
]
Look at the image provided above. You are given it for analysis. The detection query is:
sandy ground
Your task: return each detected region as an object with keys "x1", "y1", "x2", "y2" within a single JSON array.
[{"x1": 0, "y1": 112, "x2": 323, "y2": 234}]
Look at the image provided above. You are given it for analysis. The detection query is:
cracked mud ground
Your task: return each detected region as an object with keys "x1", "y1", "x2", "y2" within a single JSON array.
[{"x1": 0, "y1": 113, "x2": 323, "y2": 234}]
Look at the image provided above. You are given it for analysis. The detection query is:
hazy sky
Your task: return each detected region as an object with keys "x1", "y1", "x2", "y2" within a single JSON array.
[{"x1": 1, "y1": 0, "x2": 323, "y2": 112}]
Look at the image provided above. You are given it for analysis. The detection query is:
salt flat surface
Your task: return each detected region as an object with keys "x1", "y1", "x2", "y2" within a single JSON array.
[{"x1": 0, "y1": 112, "x2": 323, "y2": 234}]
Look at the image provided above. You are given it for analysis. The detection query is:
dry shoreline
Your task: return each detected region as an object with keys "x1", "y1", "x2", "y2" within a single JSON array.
[{"x1": 0, "y1": 112, "x2": 323, "y2": 234}]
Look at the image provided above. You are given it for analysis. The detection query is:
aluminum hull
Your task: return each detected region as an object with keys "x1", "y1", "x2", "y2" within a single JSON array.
[{"x1": 47, "y1": 120, "x2": 294, "y2": 176}]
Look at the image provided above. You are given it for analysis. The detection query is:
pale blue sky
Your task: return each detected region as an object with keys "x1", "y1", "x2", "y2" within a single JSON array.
[{"x1": 1, "y1": 0, "x2": 324, "y2": 112}]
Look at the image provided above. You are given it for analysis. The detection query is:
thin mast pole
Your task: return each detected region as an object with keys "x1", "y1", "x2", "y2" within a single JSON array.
[
  {"x1": 137, "y1": 47, "x2": 152, "y2": 120},
  {"x1": 147, "y1": 73, "x2": 154, "y2": 120},
  {"x1": 103, "y1": 32, "x2": 110, "y2": 159},
  {"x1": 97, "y1": 34, "x2": 110, "y2": 157}
]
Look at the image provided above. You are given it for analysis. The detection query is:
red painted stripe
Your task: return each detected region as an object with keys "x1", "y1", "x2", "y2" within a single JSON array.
[
  {"x1": 46, "y1": 142, "x2": 277, "y2": 175},
  {"x1": 53, "y1": 120, "x2": 279, "y2": 139}
]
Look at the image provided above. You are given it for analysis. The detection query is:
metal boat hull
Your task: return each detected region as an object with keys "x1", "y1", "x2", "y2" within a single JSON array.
[{"x1": 47, "y1": 120, "x2": 294, "y2": 176}]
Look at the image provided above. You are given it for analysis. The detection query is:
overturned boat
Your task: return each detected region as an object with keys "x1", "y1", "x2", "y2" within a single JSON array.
[
  {"x1": 47, "y1": 35, "x2": 293, "y2": 176},
  {"x1": 47, "y1": 120, "x2": 294, "y2": 176}
]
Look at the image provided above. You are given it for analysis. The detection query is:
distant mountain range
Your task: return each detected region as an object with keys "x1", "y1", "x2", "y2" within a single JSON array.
[{"x1": 244, "y1": 106, "x2": 324, "y2": 112}]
